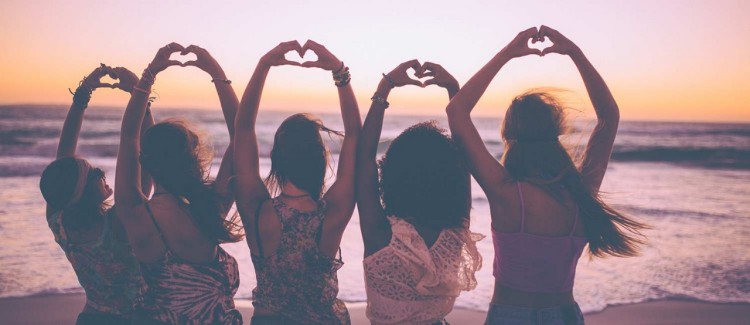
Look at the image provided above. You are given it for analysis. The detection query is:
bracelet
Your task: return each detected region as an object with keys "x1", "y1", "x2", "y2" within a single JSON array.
[
  {"x1": 371, "y1": 94, "x2": 389, "y2": 109},
  {"x1": 382, "y1": 73, "x2": 396, "y2": 88},
  {"x1": 335, "y1": 74, "x2": 351, "y2": 87},
  {"x1": 132, "y1": 87, "x2": 150, "y2": 95},
  {"x1": 332, "y1": 61, "x2": 345, "y2": 74},
  {"x1": 141, "y1": 67, "x2": 156, "y2": 86},
  {"x1": 211, "y1": 78, "x2": 232, "y2": 84},
  {"x1": 333, "y1": 66, "x2": 351, "y2": 87},
  {"x1": 69, "y1": 81, "x2": 95, "y2": 109}
]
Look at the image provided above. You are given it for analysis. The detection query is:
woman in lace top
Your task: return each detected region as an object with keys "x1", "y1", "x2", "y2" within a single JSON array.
[
  {"x1": 356, "y1": 60, "x2": 483, "y2": 325},
  {"x1": 234, "y1": 40, "x2": 361, "y2": 324}
]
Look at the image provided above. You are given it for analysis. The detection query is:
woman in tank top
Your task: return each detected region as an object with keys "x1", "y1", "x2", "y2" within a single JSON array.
[
  {"x1": 40, "y1": 64, "x2": 146, "y2": 325},
  {"x1": 446, "y1": 26, "x2": 649, "y2": 324},
  {"x1": 114, "y1": 43, "x2": 244, "y2": 324},
  {"x1": 357, "y1": 60, "x2": 483, "y2": 325},
  {"x1": 234, "y1": 40, "x2": 360, "y2": 324}
]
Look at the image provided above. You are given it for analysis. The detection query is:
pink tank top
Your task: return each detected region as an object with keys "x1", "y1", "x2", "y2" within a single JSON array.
[{"x1": 492, "y1": 183, "x2": 587, "y2": 293}]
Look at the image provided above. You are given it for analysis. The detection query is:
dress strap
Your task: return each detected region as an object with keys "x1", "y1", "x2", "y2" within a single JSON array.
[
  {"x1": 143, "y1": 202, "x2": 172, "y2": 254},
  {"x1": 516, "y1": 182, "x2": 526, "y2": 232},
  {"x1": 254, "y1": 200, "x2": 267, "y2": 259}
]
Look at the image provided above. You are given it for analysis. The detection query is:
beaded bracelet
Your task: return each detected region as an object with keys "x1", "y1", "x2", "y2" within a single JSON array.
[
  {"x1": 141, "y1": 67, "x2": 156, "y2": 86},
  {"x1": 333, "y1": 66, "x2": 351, "y2": 87},
  {"x1": 211, "y1": 78, "x2": 232, "y2": 84},
  {"x1": 69, "y1": 81, "x2": 95, "y2": 109},
  {"x1": 371, "y1": 94, "x2": 389, "y2": 109},
  {"x1": 333, "y1": 61, "x2": 345, "y2": 74}
]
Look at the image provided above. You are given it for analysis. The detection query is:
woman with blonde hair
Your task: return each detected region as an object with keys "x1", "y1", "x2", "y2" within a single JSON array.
[{"x1": 447, "y1": 26, "x2": 648, "y2": 324}]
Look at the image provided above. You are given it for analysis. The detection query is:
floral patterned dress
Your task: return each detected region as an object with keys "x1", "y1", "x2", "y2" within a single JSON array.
[
  {"x1": 47, "y1": 209, "x2": 145, "y2": 316},
  {"x1": 251, "y1": 198, "x2": 350, "y2": 324},
  {"x1": 135, "y1": 202, "x2": 243, "y2": 325}
]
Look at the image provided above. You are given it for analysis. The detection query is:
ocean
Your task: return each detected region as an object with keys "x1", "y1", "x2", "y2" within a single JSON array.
[{"x1": 1, "y1": 105, "x2": 748, "y2": 314}]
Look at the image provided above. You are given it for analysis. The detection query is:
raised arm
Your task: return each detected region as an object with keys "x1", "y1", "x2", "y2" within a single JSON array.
[
  {"x1": 107, "y1": 66, "x2": 155, "y2": 197},
  {"x1": 539, "y1": 25, "x2": 619, "y2": 193},
  {"x1": 57, "y1": 65, "x2": 117, "y2": 159},
  {"x1": 446, "y1": 28, "x2": 542, "y2": 196},
  {"x1": 182, "y1": 45, "x2": 239, "y2": 215},
  {"x1": 115, "y1": 43, "x2": 184, "y2": 211},
  {"x1": 299, "y1": 40, "x2": 362, "y2": 247},
  {"x1": 234, "y1": 41, "x2": 302, "y2": 235}
]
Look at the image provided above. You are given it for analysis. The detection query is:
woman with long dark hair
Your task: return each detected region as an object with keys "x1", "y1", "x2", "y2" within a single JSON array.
[
  {"x1": 234, "y1": 40, "x2": 360, "y2": 324},
  {"x1": 39, "y1": 64, "x2": 147, "y2": 325},
  {"x1": 114, "y1": 43, "x2": 243, "y2": 324},
  {"x1": 357, "y1": 60, "x2": 482, "y2": 325},
  {"x1": 446, "y1": 26, "x2": 648, "y2": 324}
]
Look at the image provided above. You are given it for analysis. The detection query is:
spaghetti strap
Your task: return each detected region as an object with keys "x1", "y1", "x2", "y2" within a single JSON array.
[
  {"x1": 254, "y1": 200, "x2": 266, "y2": 258},
  {"x1": 569, "y1": 207, "x2": 579, "y2": 236},
  {"x1": 516, "y1": 182, "x2": 526, "y2": 232},
  {"x1": 143, "y1": 202, "x2": 171, "y2": 253}
]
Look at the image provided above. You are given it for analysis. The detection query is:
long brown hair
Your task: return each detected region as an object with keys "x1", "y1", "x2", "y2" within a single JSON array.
[
  {"x1": 140, "y1": 120, "x2": 242, "y2": 244},
  {"x1": 502, "y1": 91, "x2": 647, "y2": 258},
  {"x1": 265, "y1": 113, "x2": 341, "y2": 200}
]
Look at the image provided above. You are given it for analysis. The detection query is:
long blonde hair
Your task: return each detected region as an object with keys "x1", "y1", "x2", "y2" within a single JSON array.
[{"x1": 502, "y1": 91, "x2": 647, "y2": 257}]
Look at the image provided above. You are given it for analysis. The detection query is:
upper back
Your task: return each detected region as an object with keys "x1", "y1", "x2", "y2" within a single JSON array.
[
  {"x1": 131, "y1": 194, "x2": 217, "y2": 264},
  {"x1": 490, "y1": 182, "x2": 587, "y2": 293},
  {"x1": 490, "y1": 182, "x2": 583, "y2": 237}
]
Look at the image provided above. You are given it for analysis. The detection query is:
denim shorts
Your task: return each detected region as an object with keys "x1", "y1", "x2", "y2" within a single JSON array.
[{"x1": 484, "y1": 303, "x2": 585, "y2": 325}]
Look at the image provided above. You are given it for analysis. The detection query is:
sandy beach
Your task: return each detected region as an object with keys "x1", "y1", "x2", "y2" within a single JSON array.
[{"x1": 0, "y1": 294, "x2": 748, "y2": 324}]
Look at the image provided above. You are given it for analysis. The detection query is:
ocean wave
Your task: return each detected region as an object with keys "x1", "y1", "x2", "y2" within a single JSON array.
[
  {"x1": 611, "y1": 147, "x2": 750, "y2": 169},
  {"x1": 616, "y1": 205, "x2": 734, "y2": 220},
  {"x1": 0, "y1": 286, "x2": 83, "y2": 299}
]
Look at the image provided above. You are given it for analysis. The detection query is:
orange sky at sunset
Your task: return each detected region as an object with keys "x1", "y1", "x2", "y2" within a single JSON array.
[{"x1": 1, "y1": 0, "x2": 748, "y2": 122}]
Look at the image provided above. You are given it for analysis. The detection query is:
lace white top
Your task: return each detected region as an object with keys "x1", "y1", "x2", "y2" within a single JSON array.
[{"x1": 363, "y1": 216, "x2": 484, "y2": 325}]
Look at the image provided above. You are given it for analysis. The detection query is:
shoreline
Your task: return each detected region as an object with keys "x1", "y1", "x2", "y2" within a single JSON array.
[{"x1": 1, "y1": 294, "x2": 748, "y2": 324}]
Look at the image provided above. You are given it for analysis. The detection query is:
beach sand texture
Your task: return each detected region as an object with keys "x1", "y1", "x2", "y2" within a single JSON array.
[{"x1": 1, "y1": 294, "x2": 748, "y2": 324}]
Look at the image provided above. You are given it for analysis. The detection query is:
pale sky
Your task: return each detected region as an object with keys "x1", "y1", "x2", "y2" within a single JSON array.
[{"x1": 1, "y1": 0, "x2": 748, "y2": 122}]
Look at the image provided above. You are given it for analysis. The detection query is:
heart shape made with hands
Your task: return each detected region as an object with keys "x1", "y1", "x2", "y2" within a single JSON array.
[
  {"x1": 528, "y1": 35, "x2": 554, "y2": 53},
  {"x1": 410, "y1": 65, "x2": 432, "y2": 85},
  {"x1": 168, "y1": 52, "x2": 198, "y2": 66},
  {"x1": 284, "y1": 49, "x2": 318, "y2": 65}
]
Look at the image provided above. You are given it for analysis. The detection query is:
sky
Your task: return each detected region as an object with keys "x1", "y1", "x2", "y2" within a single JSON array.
[{"x1": 1, "y1": 0, "x2": 748, "y2": 122}]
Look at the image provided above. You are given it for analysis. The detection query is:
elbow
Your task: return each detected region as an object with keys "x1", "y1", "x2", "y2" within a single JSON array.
[{"x1": 445, "y1": 103, "x2": 465, "y2": 120}]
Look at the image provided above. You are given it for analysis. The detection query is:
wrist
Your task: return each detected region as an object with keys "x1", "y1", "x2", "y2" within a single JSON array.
[
  {"x1": 376, "y1": 80, "x2": 393, "y2": 97},
  {"x1": 568, "y1": 47, "x2": 585, "y2": 60}
]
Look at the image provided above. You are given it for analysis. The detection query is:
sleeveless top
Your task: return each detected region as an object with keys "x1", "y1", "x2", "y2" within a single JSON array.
[
  {"x1": 47, "y1": 209, "x2": 145, "y2": 315},
  {"x1": 492, "y1": 183, "x2": 588, "y2": 293},
  {"x1": 363, "y1": 217, "x2": 483, "y2": 325},
  {"x1": 251, "y1": 198, "x2": 350, "y2": 325},
  {"x1": 137, "y1": 203, "x2": 242, "y2": 325}
]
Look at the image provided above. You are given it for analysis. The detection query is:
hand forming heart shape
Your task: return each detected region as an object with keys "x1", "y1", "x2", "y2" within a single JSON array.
[
  {"x1": 505, "y1": 25, "x2": 578, "y2": 58},
  {"x1": 284, "y1": 49, "x2": 318, "y2": 66},
  {"x1": 383, "y1": 59, "x2": 459, "y2": 91},
  {"x1": 167, "y1": 51, "x2": 198, "y2": 66}
]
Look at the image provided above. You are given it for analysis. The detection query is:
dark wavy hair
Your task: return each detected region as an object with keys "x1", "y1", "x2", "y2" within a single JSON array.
[
  {"x1": 378, "y1": 121, "x2": 471, "y2": 229},
  {"x1": 40, "y1": 157, "x2": 110, "y2": 231},
  {"x1": 140, "y1": 120, "x2": 242, "y2": 244},
  {"x1": 265, "y1": 113, "x2": 341, "y2": 200},
  {"x1": 502, "y1": 91, "x2": 647, "y2": 257}
]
